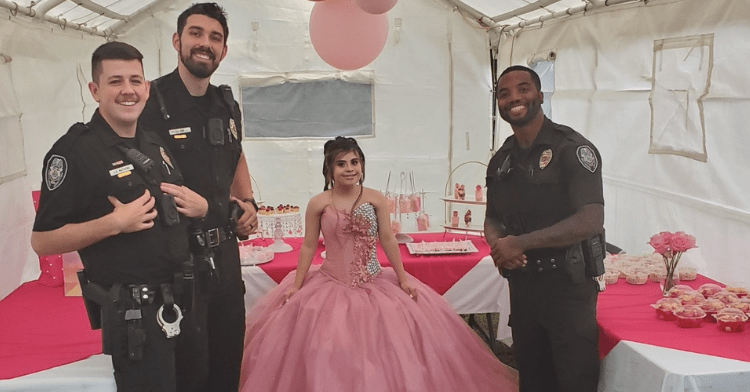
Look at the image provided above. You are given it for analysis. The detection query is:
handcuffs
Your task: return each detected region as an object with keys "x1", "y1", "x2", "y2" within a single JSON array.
[{"x1": 157, "y1": 304, "x2": 183, "y2": 338}]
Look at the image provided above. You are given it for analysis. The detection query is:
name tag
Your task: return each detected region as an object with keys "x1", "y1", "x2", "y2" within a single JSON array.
[
  {"x1": 109, "y1": 164, "x2": 134, "y2": 177},
  {"x1": 169, "y1": 127, "x2": 191, "y2": 136}
]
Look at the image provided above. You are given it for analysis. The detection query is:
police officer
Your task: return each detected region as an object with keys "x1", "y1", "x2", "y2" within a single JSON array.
[
  {"x1": 484, "y1": 65, "x2": 605, "y2": 392},
  {"x1": 31, "y1": 42, "x2": 208, "y2": 392},
  {"x1": 139, "y1": 3, "x2": 257, "y2": 391}
]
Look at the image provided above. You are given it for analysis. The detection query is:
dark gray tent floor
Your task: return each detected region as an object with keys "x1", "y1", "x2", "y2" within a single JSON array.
[{"x1": 461, "y1": 313, "x2": 516, "y2": 369}]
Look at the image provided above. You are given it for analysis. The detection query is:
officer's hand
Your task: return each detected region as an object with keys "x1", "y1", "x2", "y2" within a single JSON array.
[
  {"x1": 160, "y1": 183, "x2": 208, "y2": 219},
  {"x1": 496, "y1": 255, "x2": 527, "y2": 275},
  {"x1": 231, "y1": 197, "x2": 258, "y2": 236},
  {"x1": 490, "y1": 236, "x2": 527, "y2": 270},
  {"x1": 107, "y1": 190, "x2": 157, "y2": 234}
]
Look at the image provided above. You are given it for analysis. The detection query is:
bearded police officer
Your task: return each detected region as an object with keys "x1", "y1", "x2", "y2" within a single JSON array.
[
  {"x1": 31, "y1": 42, "x2": 208, "y2": 392},
  {"x1": 485, "y1": 65, "x2": 605, "y2": 392},
  {"x1": 139, "y1": 3, "x2": 258, "y2": 391}
]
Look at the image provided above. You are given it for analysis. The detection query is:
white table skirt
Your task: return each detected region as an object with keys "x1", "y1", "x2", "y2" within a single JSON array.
[
  {"x1": 242, "y1": 255, "x2": 513, "y2": 341},
  {"x1": 0, "y1": 354, "x2": 115, "y2": 392},
  {"x1": 0, "y1": 256, "x2": 511, "y2": 391},
  {"x1": 7, "y1": 261, "x2": 750, "y2": 392},
  {"x1": 598, "y1": 340, "x2": 750, "y2": 392}
]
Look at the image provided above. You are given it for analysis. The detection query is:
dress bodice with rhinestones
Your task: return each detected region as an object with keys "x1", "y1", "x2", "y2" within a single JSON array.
[{"x1": 319, "y1": 203, "x2": 382, "y2": 287}]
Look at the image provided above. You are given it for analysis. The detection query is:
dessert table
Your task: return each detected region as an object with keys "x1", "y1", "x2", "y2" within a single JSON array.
[
  {"x1": 0, "y1": 232, "x2": 511, "y2": 392},
  {"x1": 7, "y1": 244, "x2": 750, "y2": 392},
  {"x1": 596, "y1": 274, "x2": 750, "y2": 391}
]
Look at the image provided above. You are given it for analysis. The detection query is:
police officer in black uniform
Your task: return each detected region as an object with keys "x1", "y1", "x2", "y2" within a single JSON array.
[
  {"x1": 31, "y1": 42, "x2": 209, "y2": 392},
  {"x1": 139, "y1": 4, "x2": 257, "y2": 391},
  {"x1": 485, "y1": 65, "x2": 605, "y2": 392}
]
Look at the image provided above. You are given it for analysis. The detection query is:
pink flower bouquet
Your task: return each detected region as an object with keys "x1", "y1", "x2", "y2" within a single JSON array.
[{"x1": 648, "y1": 231, "x2": 698, "y2": 295}]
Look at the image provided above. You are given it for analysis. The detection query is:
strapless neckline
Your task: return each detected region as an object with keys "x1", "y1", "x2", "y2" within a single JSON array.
[{"x1": 328, "y1": 202, "x2": 374, "y2": 215}]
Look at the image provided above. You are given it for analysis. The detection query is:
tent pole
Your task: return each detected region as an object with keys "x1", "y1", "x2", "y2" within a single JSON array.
[
  {"x1": 0, "y1": 0, "x2": 109, "y2": 38},
  {"x1": 447, "y1": 15, "x2": 454, "y2": 191},
  {"x1": 491, "y1": 0, "x2": 563, "y2": 23},
  {"x1": 497, "y1": 0, "x2": 643, "y2": 33},
  {"x1": 31, "y1": 0, "x2": 66, "y2": 18},
  {"x1": 439, "y1": 0, "x2": 502, "y2": 30}
]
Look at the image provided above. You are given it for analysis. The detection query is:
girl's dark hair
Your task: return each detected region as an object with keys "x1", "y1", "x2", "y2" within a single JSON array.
[{"x1": 322, "y1": 136, "x2": 366, "y2": 191}]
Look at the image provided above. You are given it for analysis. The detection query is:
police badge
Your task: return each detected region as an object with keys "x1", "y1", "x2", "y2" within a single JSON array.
[
  {"x1": 539, "y1": 149, "x2": 552, "y2": 170},
  {"x1": 45, "y1": 155, "x2": 68, "y2": 191},
  {"x1": 229, "y1": 118, "x2": 238, "y2": 141},
  {"x1": 576, "y1": 145, "x2": 598, "y2": 173}
]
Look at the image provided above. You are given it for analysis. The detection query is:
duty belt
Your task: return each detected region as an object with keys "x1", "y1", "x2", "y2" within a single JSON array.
[
  {"x1": 514, "y1": 248, "x2": 568, "y2": 275},
  {"x1": 206, "y1": 226, "x2": 233, "y2": 248},
  {"x1": 127, "y1": 284, "x2": 161, "y2": 306}
]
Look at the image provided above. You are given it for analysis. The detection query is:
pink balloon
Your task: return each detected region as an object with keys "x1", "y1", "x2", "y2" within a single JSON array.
[
  {"x1": 354, "y1": 0, "x2": 398, "y2": 14},
  {"x1": 309, "y1": 0, "x2": 389, "y2": 70}
]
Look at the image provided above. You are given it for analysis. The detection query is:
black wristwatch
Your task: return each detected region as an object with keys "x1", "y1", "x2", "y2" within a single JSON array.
[{"x1": 243, "y1": 197, "x2": 259, "y2": 212}]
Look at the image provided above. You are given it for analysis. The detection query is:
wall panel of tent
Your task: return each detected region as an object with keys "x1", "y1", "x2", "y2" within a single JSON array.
[
  {"x1": 493, "y1": 0, "x2": 750, "y2": 287},
  {"x1": 1, "y1": 0, "x2": 749, "y2": 300}
]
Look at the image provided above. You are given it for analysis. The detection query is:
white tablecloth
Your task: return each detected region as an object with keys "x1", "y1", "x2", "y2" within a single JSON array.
[
  {"x1": 7, "y1": 258, "x2": 750, "y2": 391},
  {"x1": 599, "y1": 340, "x2": 750, "y2": 392},
  {"x1": 0, "y1": 256, "x2": 512, "y2": 392},
  {"x1": 242, "y1": 255, "x2": 513, "y2": 341}
]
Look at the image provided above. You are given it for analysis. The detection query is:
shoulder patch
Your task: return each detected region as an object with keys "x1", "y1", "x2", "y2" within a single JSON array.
[
  {"x1": 576, "y1": 146, "x2": 598, "y2": 173},
  {"x1": 45, "y1": 155, "x2": 68, "y2": 191}
]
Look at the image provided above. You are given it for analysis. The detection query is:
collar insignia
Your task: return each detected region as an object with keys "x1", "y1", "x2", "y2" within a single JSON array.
[
  {"x1": 539, "y1": 149, "x2": 552, "y2": 170},
  {"x1": 160, "y1": 147, "x2": 173, "y2": 169},
  {"x1": 229, "y1": 118, "x2": 238, "y2": 141}
]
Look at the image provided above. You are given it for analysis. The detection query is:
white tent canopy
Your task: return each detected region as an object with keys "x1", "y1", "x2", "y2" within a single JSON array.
[{"x1": 1, "y1": 0, "x2": 749, "y2": 301}]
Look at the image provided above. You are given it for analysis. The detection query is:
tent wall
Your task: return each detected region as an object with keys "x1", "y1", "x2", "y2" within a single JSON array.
[
  {"x1": 494, "y1": 0, "x2": 750, "y2": 287},
  {"x1": 0, "y1": 14, "x2": 104, "y2": 300},
  {"x1": 0, "y1": 0, "x2": 493, "y2": 299},
  {"x1": 122, "y1": 0, "x2": 492, "y2": 224}
]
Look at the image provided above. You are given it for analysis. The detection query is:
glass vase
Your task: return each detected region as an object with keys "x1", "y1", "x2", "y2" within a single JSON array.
[{"x1": 660, "y1": 270, "x2": 680, "y2": 296}]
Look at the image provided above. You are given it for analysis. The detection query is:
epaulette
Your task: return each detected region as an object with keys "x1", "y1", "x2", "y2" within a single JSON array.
[
  {"x1": 65, "y1": 122, "x2": 90, "y2": 139},
  {"x1": 552, "y1": 122, "x2": 575, "y2": 135},
  {"x1": 552, "y1": 122, "x2": 587, "y2": 143},
  {"x1": 219, "y1": 84, "x2": 239, "y2": 120}
]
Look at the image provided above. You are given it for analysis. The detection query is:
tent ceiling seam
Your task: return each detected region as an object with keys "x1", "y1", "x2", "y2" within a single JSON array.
[
  {"x1": 491, "y1": 0, "x2": 562, "y2": 23},
  {"x1": 496, "y1": 0, "x2": 643, "y2": 33},
  {"x1": 71, "y1": 0, "x2": 128, "y2": 21}
]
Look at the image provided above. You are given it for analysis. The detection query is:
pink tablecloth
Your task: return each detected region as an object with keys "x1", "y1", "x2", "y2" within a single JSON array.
[
  {"x1": 0, "y1": 233, "x2": 489, "y2": 380},
  {"x1": 244, "y1": 232, "x2": 490, "y2": 295},
  {"x1": 597, "y1": 275, "x2": 750, "y2": 362},
  {"x1": 0, "y1": 281, "x2": 101, "y2": 380}
]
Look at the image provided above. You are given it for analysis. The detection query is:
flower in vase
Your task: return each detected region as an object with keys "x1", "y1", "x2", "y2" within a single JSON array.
[
  {"x1": 648, "y1": 231, "x2": 698, "y2": 295},
  {"x1": 648, "y1": 231, "x2": 673, "y2": 254},
  {"x1": 670, "y1": 231, "x2": 698, "y2": 252}
]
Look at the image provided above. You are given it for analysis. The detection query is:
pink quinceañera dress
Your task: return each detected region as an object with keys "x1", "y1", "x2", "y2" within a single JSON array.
[{"x1": 239, "y1": 203, "x2": 518, "y2": 392}]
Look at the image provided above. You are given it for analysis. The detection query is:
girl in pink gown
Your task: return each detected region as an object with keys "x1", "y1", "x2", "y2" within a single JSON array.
[{"x1": 239, "y1": 137, "x2": 518, "y2": 392}]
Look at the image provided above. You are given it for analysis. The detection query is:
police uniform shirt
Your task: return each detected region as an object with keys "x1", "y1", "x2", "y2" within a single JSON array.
[
  {"x1": 485, "y1": 116, "x2": 604, "y2": 234},
  {"x1": 33, "y1": 110, "x2": 187, "y2": 287},
  {"x1": 140, "y1": 68, "x2": 243, "y2": 282}
]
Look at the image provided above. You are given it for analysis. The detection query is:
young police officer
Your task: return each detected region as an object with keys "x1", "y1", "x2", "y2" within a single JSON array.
[
  {"x1": 139, "y1": 3, "x2": 257, "y2": 391},
  {"x1": 485, "y1": 66, "x2": 605, "y2": 392},
  {"x1": 31, "y1": 42, "x2": 208, "y2": 392}
]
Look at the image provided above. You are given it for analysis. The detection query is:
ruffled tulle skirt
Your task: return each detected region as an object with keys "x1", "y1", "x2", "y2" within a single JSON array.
[{"x1": 239, "y1": 266, "x2": 518, "y2": 392}]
